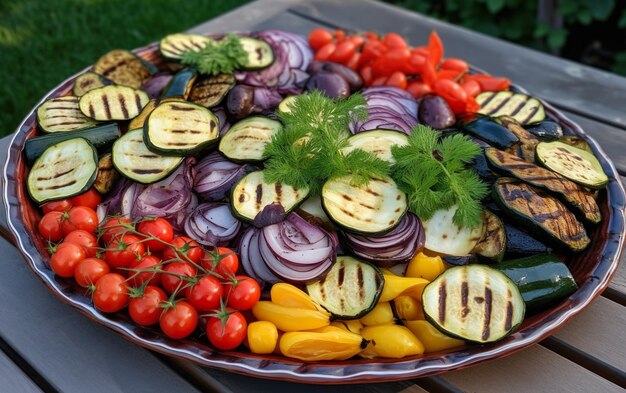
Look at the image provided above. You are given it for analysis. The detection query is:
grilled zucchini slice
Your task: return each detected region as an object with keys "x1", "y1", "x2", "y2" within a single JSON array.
[
  {"x1": 160, "y1": 68, "x2": 198, "y2": 101},
  {"x1": 306, "y1": 256, "x2": 384, "y2": 319},
  {"x1": 112, "y1": 129, "x2": 183, "y2": 184},
  {"x1": 189, "y1": 74, "x2": 235, "y2": 108},
  {"x1": 230, "y1": 170, "x2": 309, "y2": 224},
  {"x1": 27, "y1": 138, "x2": 98, "y2": 204},
  {"x1": 239, "y1": 37, "x2": 275, "y2": 70},
  {"x1": 477, "y1": 91, "x2": 545, "y2": 125},
  {"x1": 37, "y1": 96, "x2": 99, "y2": 133},
  {"x1": 159, "y1": 33, "x2": 213, "y2": 60},
  {"x1": 73, "y1": 72, "x2": 112, "y2": 96},
  {"x1": 219, "y1": 116, "x2": 282, "y2": 162},
  {"x1": 536, "y1": 141, "x2": 608, "y2": 189},
  {"x1": 422, "y1": 205, "x2": 485, "y2": 256},
  {"x1": 422, "y1": 265, "x2": 525, "y2": 344},
  {"x1": 92, "y1": 49, "x2": 152, "y2": 89},
  {"x1": 79, "y1": 85, "x2": 149, "y2": 121},
  {"x1": 342, "y1": 130, "x2": 409, "y2": 164},
  {"x1": 144, "y1": 101, "x2": 220, "y2": 155},
  {"x1": 321, "y1": 175, "x2": 407, "y2": 235},
  {"x1": 128, "y1": 98, "x2": 157, "y2": 130},
  {"x1": 493, "y1": 178, "x2": 590, "y2": 252},
  {"x1": 486, "y1": 148, "x2": 601, "y2": 223}
]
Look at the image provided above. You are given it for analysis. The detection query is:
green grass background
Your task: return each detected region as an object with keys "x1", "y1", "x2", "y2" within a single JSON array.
[{"x1": 0, "y1": 0, "x2": 249, "y2": 137}]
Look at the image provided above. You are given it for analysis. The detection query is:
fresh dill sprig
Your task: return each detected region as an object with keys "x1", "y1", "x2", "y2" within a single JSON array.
[
  {"x1": 180, "y1": 34, "x2": 248, "y2": 76},
  {"x1": 263, "y1": 91, "x2": 388, "y2": 195},
  {"x1": 391, "y1": 125, "x2": 487, "y2": 228}
]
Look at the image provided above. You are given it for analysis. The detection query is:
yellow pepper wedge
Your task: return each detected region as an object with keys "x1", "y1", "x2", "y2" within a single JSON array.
[
  {"x1": 359, "y1": 302, "x2": 396, "y2": 326},
  {"x1": 359, "y1": 325, "x2": 424, "y2": 359},
  {"x1": 405, "y1": 252, "x2": 446, "y2": 281},
  {"x1": 379, "y1": 274, "x2": 429, "y2": 303},
  {"x1": 270, "y1": 283, "x2": 328, "y2": 314},
  {"x1": 393, "y1": 295, "x2": 425, "y2": 321},
  {"x1": 331, "y1": 319, "x2": 363, "y2": 334},
  {"x1": 280, "y1": 326, "x2": 368, "y2": 361},
  {"x1": 247, "y1": 321, "x2": 279, "y2": 355},
  {"x1": 404, "y1": 320, "x2": 465, "y2": 353},
  {"x1": 251, "y1": 301, "x2": 330, "y2": 332}
]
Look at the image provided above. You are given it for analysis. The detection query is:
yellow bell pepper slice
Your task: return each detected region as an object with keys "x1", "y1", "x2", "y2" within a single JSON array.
[
  {"x1": 404, "y1": 320, "x2": 465, "y2": 353},
  {"x1": 359, "y1": 325, "x2": 424, "y2": 358},
  {"x1": 405, "y1": 252, "x2": 446, "y2": 281}
]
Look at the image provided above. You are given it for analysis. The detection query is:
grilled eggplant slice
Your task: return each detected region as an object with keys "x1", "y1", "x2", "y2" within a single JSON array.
[
  {"x1": 219, "y1": 116, "x2": 282, "y2": 162},
  {"x1": 27, "y1": 138, "x2": 98, "y2": 204},
  {"x1": 79, "y1": 85, "x2": 149, "y2": 121},
  {"x1": 112, "y1": 129, "x2": 183, "y2": 184},
  {"x1": 92, "y1": 49, "x2": 152, "y2": 89},
  {"x1": 159, "y1": 33, "x2": 213, "y2": 60},
  {"x1": 473, "y1": 210, "x2": 506, "y2": 262},
  {"x1": 422, "y1": 265, "x2": 525, "y2": 343},
  {"x1": 458, "y1": 115, "x2": 519, "y2": 149},
  {"x1": 486, "y1": 148, "x2": 601, "y2": 223},
  {"x1": 493, "y1": 178, "x2": 590, "y2": 252},
  {"x1": 93, "y1": 153, "x2": 119, "y2": 194},
  {"x1": 128, "y1": 98, "x2": 157, "y2": 130},
  {"x1": 306, "y1": 256, "x2": 384, "y2": 319},
  {"x1": 536, "y1": 141, "x2": 608, "y2": 189},
  {"x1": 24, "y1": 123, "x2": 121, "y2": 165},
  {"x1": 160, "y1": 68, "x2": 198, "y2": 101},
  {"x1": 144, "y1": 101, "x2": 219, "y2": 156},
  {"x1": 525, "y1": 120, "x2": 563, "y2": 140},
  {"x1": 342, "y1": 130, "x2": 409, "y2": 164},
  {"x1": 189, "y1": 74, "x2": 236, "y2": 108},
  {"x1": 504, "y1": 223, "x2": 553, "y2": 256},
  {"x1": 422, "y1": 205, "x2": 485, "y2": 256},
  {"x1": 73, "y1": 72, "x2": 112, "y2": 96},
  {"x1": 477, "y1": 91, "x2": 545, "y2": 125},
  {"x1": 498, "y1": 116, "x2": 539, "y2": 162},
  {"x1": 37, "y1": 96, "x2": 99, "y2": 133},
  {"x1": 321, "y1": 175, "x2": 407, "y2": 235},
  {"x1": 239, "y1": 36, "x2": 275, "y2": 70},
  {"x1": 230, "y1": 170, "x2": 309, "y2": 224}
]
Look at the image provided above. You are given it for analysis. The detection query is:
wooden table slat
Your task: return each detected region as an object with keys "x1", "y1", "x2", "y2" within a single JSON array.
[{"x1": 0, "y1": 350, "x2": 43, "y2": 393}]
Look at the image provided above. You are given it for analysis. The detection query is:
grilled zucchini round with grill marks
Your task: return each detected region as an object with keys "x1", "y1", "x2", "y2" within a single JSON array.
[
  {"x1": 342, "y1": 130, "x2": 409, "y2": 164},
  {"x1": 219, "y1": 116, "x2": 282, "y2": 162},
  {"x1": 536, "y1": 141, "x2": 608, "y2": 189},
  {"x1": 239, "y1": 37, "x2": 275, "y2": 70},
  {"x1": 159, "y1": 33, "x2": 213, "y2": 60},
  {"x1": 92, "y1": 49, "x2": 152, "y2": 89},
  {"x1": 79, "y1": 85, "x2": 149, "y2": 121},
  {"x1": 37, "y1": 96, "x2": 99, "y2": 133}
]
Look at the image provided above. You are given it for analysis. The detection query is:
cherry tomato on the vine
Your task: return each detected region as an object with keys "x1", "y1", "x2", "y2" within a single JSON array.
[
  {"x1": 38, "y1": 211, "x2": 64, "y2": 242},
  {"x1": 223, "y1": 275, "x2": 261, "y2": 311},
  {"x1": 160, "y1": 300, "x2": 198, "y2": 339},
  {"x1": 129, "y1": 255, "x2": 162, "y2": 287},
  {"x1": 162, "y1": 237, "x2": 203, "y2": 263},
  {"x1": 50, "y1": 242, "x2": 86, "y2": 278},
  {"x1": 41, "y1": 199, "x2": 72, "y2": 214},
  {"x1": 74, "y1": 257, "x2": 110, "y2": 287},
  {"x1": 206, "y1": 308, "x2": 247, "y2": 350},
  {"x1": 64, "y1": 229, "x2": 98, "y2": 257},
  {"x1": 69, "y1": 188, "x2": 101, "y2": 210},
  {"x1": 161, "y1": 261, "x2": 197, "y2": 295},
  {"x1": 61, "y1": 206, "x2": 99, "y2": 236},
  {"x1": 129, "y1": 286, "x2": 167, "y2": 326},
  {"x1": 104, "y1": 233, "x2": 146, "y2": 269},
  {"x1": 137, "y1": 217, "x2": 174, "y2": 251},
  {"x1": 93, "y1": 273, "x2": 129, "y2": 313},
  {"x1": 99, "y1": 217, "x2": 133, "y2": 244},
  {"x1": 185, "y1": 275, "x2": 224, "y2": 312},
  {"x1": 308, "y1": 28, "x2": 334, "y2": 51},
  {"x1": 200, "y1": 247, "x2": 239, "y2": 277}
]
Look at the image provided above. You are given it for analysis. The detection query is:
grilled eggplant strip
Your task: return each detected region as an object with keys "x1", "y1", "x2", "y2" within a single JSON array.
[
  {"x1": 498, "y1": 116, "x2": 540, "y2": 162},
  {"x1": 92, "y1": 49, "x2": 152, "y2": 89},
  {"x1": 37, "y1": 96, "x2": 99, "y2": 133},
  {"x1": 486, "y1": 148, "x2": 601, "y2": 224},
  {"x1": 189, "y1": 74, "x2": 235, "y2": 108},
  {"x1": 493, "y1": 178, "x2": 590, "y2": 252},
  {"x1": 73, "y1": 72, "x2": 112, "y2": 97},
  {"x1": 79, "y1": 85, "x2": 149, "y2": 121}
]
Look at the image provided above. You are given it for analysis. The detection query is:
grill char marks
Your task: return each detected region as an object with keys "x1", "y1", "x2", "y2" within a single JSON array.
[{"x1": 482, "y1": 287, "x2": 493, "y2": 341}]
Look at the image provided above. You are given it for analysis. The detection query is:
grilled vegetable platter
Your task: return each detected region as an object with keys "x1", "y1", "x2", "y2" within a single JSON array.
[{"x1": 13, "y1": 27, "x2": 618, "y2": 376}]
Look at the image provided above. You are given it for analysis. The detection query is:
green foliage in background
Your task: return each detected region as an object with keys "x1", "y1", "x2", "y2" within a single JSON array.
[{"x1": 0, "y1": 0, "x2": 248, "y2": 137}]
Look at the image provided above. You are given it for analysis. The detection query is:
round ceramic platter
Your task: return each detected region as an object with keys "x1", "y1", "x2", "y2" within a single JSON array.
[{"x1": 3, "y1": 39, "x2": 626, "y2": 384}]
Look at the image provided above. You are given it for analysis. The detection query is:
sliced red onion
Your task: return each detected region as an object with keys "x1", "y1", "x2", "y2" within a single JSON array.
[
  {"x1": 341, "y1": 213, "x2": 424, "y2": 267},
  {"x1": 211, "y1": 107, "x2": 231, "y2": 136},
  {"x1": 238, "y1": 226, "x2": 281, "y2": 287},
  {"x1": 350, "y1": 86, "x2": 418, "y2": 135},
  {"x1": 141, "y1": 73, "x2": 173, "y2": 99},
  {"x1": 96, "y1": 178, "x2": 141, "y2": 222},
  {"x1": 169, "y1": 193, "x2": 198, "y2": 234},
  {"x1": 193, "y1": 152, "x2": 255, "y2": 201},
  {"x1": 253, "y1": 87, "x2": 283, "y2": 111},
  {"x1": 184, "y1": 202, "x2": 242, "y2": 246}
]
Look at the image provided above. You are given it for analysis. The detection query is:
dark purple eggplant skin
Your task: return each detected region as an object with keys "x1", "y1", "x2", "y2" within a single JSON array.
[
  {"x1": 308, "y1": 61, "x2": 363, "y2": 91},
  {"x1": 305, "y1": 72, "x2": 350, "y2": 99},
  {"x1": 418, "y1": 94, "x2": 456, "y2": 129},
  {"x1": 226, "y1": 85, "x2": 256, "y2": 119}
]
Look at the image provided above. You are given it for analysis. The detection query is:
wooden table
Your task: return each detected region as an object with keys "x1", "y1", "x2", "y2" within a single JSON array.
[{"x1": 2, "y1": 0, "x2": 625, "y2": 391}]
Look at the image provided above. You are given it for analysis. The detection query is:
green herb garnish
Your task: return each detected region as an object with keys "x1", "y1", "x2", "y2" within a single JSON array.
[
  {"x1": 391, "y1": 125, "x2": 487, "y2": 228},
  {"x1": 263, "y1": 91, "x2": 390, "y2": 195},
  {"x1": 180, "y1": 34, "x2": 248, "y2": 76}
]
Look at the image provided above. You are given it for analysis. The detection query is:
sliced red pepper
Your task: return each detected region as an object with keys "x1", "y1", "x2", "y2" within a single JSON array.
[
  {"x1": 360, "y1": 65, "x2": 374, "y2": 86},
  {"x1": 465, "y1": 74, "x2": 510, "y2": 91},
  {"x1": 422, "y1": 61, "x2": 437, "y2": 87},
  {"x1": 334, "y1": 29, "x2": 345, "y2": 43},
  {"x1": 359, "y1": 40, "x2": 386, "y2": 67},
  {"x1": 436, "y1": 69, "x2": 465, "y2": 82},
  {"x1": 407, "y1": 81, "x2": 432, "y2": 98},
  {"x1": 427, "y1": 31, "x2": 444, "y2": 67},
  {"x1": 441, "y1": 58, "x2": 469, "y2": 73},
  {"x1": 346, "y1": 52, "x2": 361, "y2": 71},
  {"x1": 465, "y1": 96, "x2": 480, "y2": 113},
  {"x1": 461, "y1": 79, "x2": 482, "y2": 97},
  {"x1": 347, "y1": 35, "x2": 365, "y2": 48},
  {"x1": 412, "y1": 46, "x2": 430, "y2": 58},
  {"x1": 403, "y1": 53, "x2": 426, "y2": 75},
  {"x1": 314, "y1": 42, "x2": 337, "y2": 61},
  {"x1": 434, "y1": 79, "x2": 467, "y2": 114},
  {"x1": 371, "y1": 76, "x2": 388, "y2": 86},
  {"x1": 364, "y1": 32, "x2": 380, "y2": 41},
  {"x1": 382, "y1": 32, "x2": 408, "y2": 49}
]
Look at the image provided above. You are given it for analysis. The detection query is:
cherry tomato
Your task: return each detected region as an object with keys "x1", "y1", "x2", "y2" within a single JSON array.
[
  {"x1": 50, "y1": 242, "x2": 86, "y2": 278},
  {"x1": 371, "y1": 76, "x2": 388, "y2": 86},
  {"x1": 329, "y1": 41, "x2": 356, "y2": 64},
  {"x1": 461, "y1": 79, "x2": 482, "y2": 97},
  {"x1": 206, "y1": 309, "x2": 247, "y2": 350},
  {"x1": 137, "y1": 217, "x2": 174, "y2": 251},
  {"x1": 407, "y1": 81, "x2": 432, "y2": 98},
  {"x1": 129, "y1": 286, "x2": 167, "y2": 326},
  {"x1": 160, "y1": 300, "x2": 198, "y2": 339},
  {"x1": 434, "y1": 79, "x2": 468, "y2": 114},
  {"x1": 162, "y1": 236, "x2": 203, "y2": 263},
  {"x1": 63, "y1": 229, "x2": 98, "y2": 257},
  {"x1": 161, "y1": 261, "x2": 197, "y2": 295},
  {"x1": 41, "y1": 199, "x2": 72, "y2": 214},
  {"x1": 38, "y1": 211, "x2": 64, "y2": 242},
  {"x1": 465, "y1": 74, "x2": 510, "y2": 91},
  {"x1": 386, "y1": 71, "x2": 408, "y2": 89},
  {"x1": 223, "y1": 275, "x2": 261, "y2": 311},
  {"x1": 403, "y1": 53, "x2": 426, "y2": 74},
  {"x1": 333, "y1": 29, "x2": 345, "y2": 43},
  {"x1": 345, "y1": 52, "x2": 361, "y2": 71},
  {"x1": 69, "y1": 188, "x2": 101, "y2": 210},
  {"x1": 129, "y1": 255, "x2": 162, "y2": 287},
  {"x1": 99, "y1": 217, "x2": 133, "y2": 244},
  {"x1": 104, "y1": 233, "x2": 146, "y2": 269},
  {"x1": 93, "y1": 273, "x2": 129, "y2": 313},
  {"x1": 411, "y1": 46, "x2": 430, "y2": 58},
  {"x1": 372, "y1": 48, "x2": 410, "y2": 76},
  {"x1": 74, "y1": 257, "x2": 110, "y2": 287},
  {"x1": 359, "y1": 65, "x2": 374, "y2": 85},
  {"x1": 364, "y1": 32, "x2": 379, "y2": 41},
  {"x1": 347, "y1": 35, "x2": 365, "y2": 47},
  {"x1": 441, "y1": 58, "x2": 469, "y2": 73},
  {"x1": 359, "y1": 40, "x2": 386, "y2": 67},
  {"x1": 201, "y1": 247, "x2": 239, "y2": 277},
  {"x1": 308, "y1": 28, "x2": 333, "y2": 51},
  {"x1": 185, "y1": 275, "x2": 224, "y2": 312},
  {"x1": 436, "y1": 69, "x2": 464, "y2": 81},
  {"x1": 314, "y1": 42, "x2": 336, "y2": 61},
  {"x1": 382, "y1": 32, "x2": 408, "y2": 49},
  {"x1": 61, "y1": 206, "x2": 99, "y2": 236}
]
